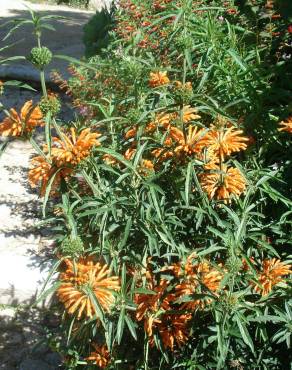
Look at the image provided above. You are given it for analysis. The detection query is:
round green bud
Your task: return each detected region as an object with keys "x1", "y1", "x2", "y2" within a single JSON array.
[
  {"x1": 27, "y1": 46, "x2": 52, "y2": 69},
  {"x1": 39, "y1": 93, "x2": 61, "y2": 117},
  {"x1": 60, "y1": 236, "x2": 84, "y2": 257}
]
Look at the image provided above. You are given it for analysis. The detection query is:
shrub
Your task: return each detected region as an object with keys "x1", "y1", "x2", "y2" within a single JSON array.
[
  {"x1": 1, "y1": 1, "x2": 292, "y2": 369},
  {"x1": 83, "y1": 6, "x2": 116, "y2": 58}
]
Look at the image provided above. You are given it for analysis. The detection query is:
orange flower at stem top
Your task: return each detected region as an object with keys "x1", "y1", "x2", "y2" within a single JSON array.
[
  {"x1": 180, "y1": 105, "x2": 201, "y2": 123},
  {"x1": 86, "y1": 344, "x2": 111, "y2": 369},
  {"x1": 57, "y1": 258, "x2": 120, "y2": 319},
  {"x1": 170, "y1": 125, "x2": 207, "y2": 157},
  {"x1": 200, "y1": 125, "x2": 249, "y2": 161},
  {"x1": 135, "y1": 275, "x2": 190, "y2": 351},
  {"x1": 253, "y1": 258, "x2": 291, "y2": 296},
  {"x1": 200, "y1": 164, "x2": 246, "y2": 202},
  {"x1": 173, "y1": 81, "x2": 192, "y2": 91},
  {"x1": 125, "y1": 125, "x2": 137, "y2": 139},
  {"x1": 28, "y1": 156, "x2": 72, "y2": 196},
  {"x1": 175, "y1": 256, "x2": 224, "y2": 311},
  {"x1": 146, "y1": 112, "x2": 175, "y2": 132},
  {"x1": 50, "y1": 128, "x2": 100, "y2": 166},
  {"x1": 149, "y1": 71, "x2": 170, "y2": 87},
  {"x1": 278, "y1": 116, "x2": 292, "y2": 133},
  {"x1": 135, "y1": 279, "x2": 173, "y2": 322},
  {"x1": 139, "y1": 159, "x2": 154, "y2": 176},
  {"x1": 0, "y1": 100, "x2": 43, "y2": 137},
  {"x1": 149, "y1": 313, "x2": 191, "y2": 351}
]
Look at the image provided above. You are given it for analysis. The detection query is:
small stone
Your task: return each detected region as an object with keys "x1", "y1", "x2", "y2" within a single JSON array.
[{"x1": 19, "y1": 359, "x2": 54, "y2": 370}]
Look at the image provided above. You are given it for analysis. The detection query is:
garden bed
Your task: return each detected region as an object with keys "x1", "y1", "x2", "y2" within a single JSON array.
[{"x1": 0, "y1": 0, "x2": 291, "y2": 369}]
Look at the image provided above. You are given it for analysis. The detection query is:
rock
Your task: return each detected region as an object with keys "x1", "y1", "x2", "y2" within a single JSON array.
[{"x1": 19, "y1": 359, "x2": 55, "y2": 370}]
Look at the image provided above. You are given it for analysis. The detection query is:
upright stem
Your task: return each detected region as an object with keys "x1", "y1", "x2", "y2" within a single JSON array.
[
  {"x1": 36, "y1": 34, "x2": 47, "y2": 98},
  {"x1": 40, "y1": 69, "x2": 47, "y2": 98}
]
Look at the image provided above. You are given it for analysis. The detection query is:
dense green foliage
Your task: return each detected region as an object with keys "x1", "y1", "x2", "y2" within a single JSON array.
[
  {"x1": 83, "y1": 6, "x2": 115, "y2": 58},
  {"x1": 0, "y1": 1, "x2": 291, "y2": 369}
]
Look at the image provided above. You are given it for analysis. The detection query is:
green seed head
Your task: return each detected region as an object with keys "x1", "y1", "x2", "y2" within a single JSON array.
[
  {"x1": 28, "y1": 47, "x2": 52, "y2": 69},
  {"x1": 39, "y1": 93, "x2": 61, "y2": 117},
  {"x1": 61, "y1": 236, "x2": 84, "y2": 257}
]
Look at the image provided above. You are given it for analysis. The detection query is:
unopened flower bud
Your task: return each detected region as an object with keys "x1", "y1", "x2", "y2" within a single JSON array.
[{"x1": 27, "y1": 46, "x2": 52, "y2": 69}]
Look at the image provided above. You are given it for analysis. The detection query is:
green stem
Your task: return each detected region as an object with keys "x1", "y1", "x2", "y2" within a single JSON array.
[{"x1": 40, "y1": 69, "x2": 47, "y2": 98}]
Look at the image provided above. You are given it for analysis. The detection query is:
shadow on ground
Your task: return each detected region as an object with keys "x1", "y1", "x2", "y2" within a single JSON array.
[
  {"x1": 0, "y1": 301, "x2": 62, "y2": 370},
  {"x1": 0, "y1": 6, "x2": 93, "y2": 81}
]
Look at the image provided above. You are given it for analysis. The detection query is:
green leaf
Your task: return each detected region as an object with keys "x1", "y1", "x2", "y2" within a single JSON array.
[
  {"x1": 116, "y1": 307, "x2": 125, "y2": 344},
  {"x1": 42, "y1": 169, "x2": 61, "y2": 217},
  {"x1": 125, "y1": 315, "x2": 137, "y2": 340},
  {"x1": 3, "y1": 80, "x2": 37, "y2": 91},
  {"x1": 235, "y1": 315, "x2": 254, "y2": 353}
]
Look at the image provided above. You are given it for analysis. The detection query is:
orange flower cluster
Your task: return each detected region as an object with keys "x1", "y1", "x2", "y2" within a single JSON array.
[
  {"x1": 200, "y1": 164, "x2": 246, "y2": 203},
  {"x1": 121, "y1": 104, "x2": 201, "y2": 172},
  {"x1": 198, "y1": 120, "x2": 248, "y2": 202},
  {"x1": 29, "y1": 128, "x2": 100, "y2": 196},
  {"x1": 121, "y1": 107, "x2": 248, "y2": 201},
  {"x1": 0, "y1": 101, "x2": 43, "y2": 137},
  {"x1": 278, "y1": 116, "x2": 292, "y2": 134},
  {"x1": 171, "y1": 253, "x2": 224, "y2": 310},
  {"x1": 86, "y1": 344, "x2": 111, "y2": 368},
  {"x1": 135, "y1": 277, "x2": 190, "y2": 351},
  {"x1": 252, "y1": 258, "x2": 291, "y2": 296},
  {"x1": 149, "y1": 71, "x2": 170, "y2": 87},
  {"x1": 28, "y1": 156, "x2": 72, "y2": 196},
  {"x1": 201, "y1": 125, "x2": 249, "y2": 161},
  {"x1": 135, "y1": 254, "x2": 223, "y2": 351},
  {"x1": 50, "y1": 128, "x2": 100, "y2": 167},
  {"x1": 57, "y1": 257, "x2": 120, "y2": 319}
]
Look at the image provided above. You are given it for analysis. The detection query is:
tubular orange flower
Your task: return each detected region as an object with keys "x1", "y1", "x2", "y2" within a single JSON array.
[
  {"x1": 51, "y1": 128, "x2": 100, "y2": 166},
  {"x1": 149, "y1": 313, "x2": 191, "y2": 350},
  {"x1": 253, "y1": 258, "x2": 291, "y2": 296},
  {"x1": 0, "y1": 101, "x2": 43, "y2": 137},
  {"x1": 200, "y1": 165, "x2": 246, "y2": 202},
  {"x1": 149, "y1": 71, "x2": 170, "y2": 87},
  {"x1": 173, "y1": 81, "x2": 192, "y2": 90},
  {"x1": 139, "y1": 159, "x2": 155, "y2": 176},
  {"x1": 135, "y1": 279, "x2": 173, "y2": 322},
  {"x1": 124, "y1": 148, "x2": 136, "y2": 160},
  {"x1": 200, "y1": 126, "x2": 249, "y2": 161},
  {"x1": 151, "y1": 148, "x2": 173, "y2": 162},
  {"x1": 146, "y1": 112, "x2": 175, "y2": 132},
  {"x1": 125, "y1": 126, "x2": 137, "y2": 139},
  {"x1": 102, "y1": 153, "x2": 118, "y2": 165},
  {"x1": 180, "y1": 105, "x2": 201, "y2": 123},
  {"x1": 278, "y1": 116, "x2": 292, "y2": 133},
  {"x1": 28, "y1": 156, "x2": 72, "y2": 196},
  {"x1": 135, "y1": 276, "x2": 190, "y2": 350},
  {"x1": 170, "y1": 125, "x2": 207, "y2": 157},
  {"x1": 86, "y1": 344, "x2": 110, "y2": 368},
  {"x1": 57, "y1": 258, "x2": 120, "y2": 319},
  {"x1": 175, "y1": 258, "x2": 223, "y2": 311}
]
